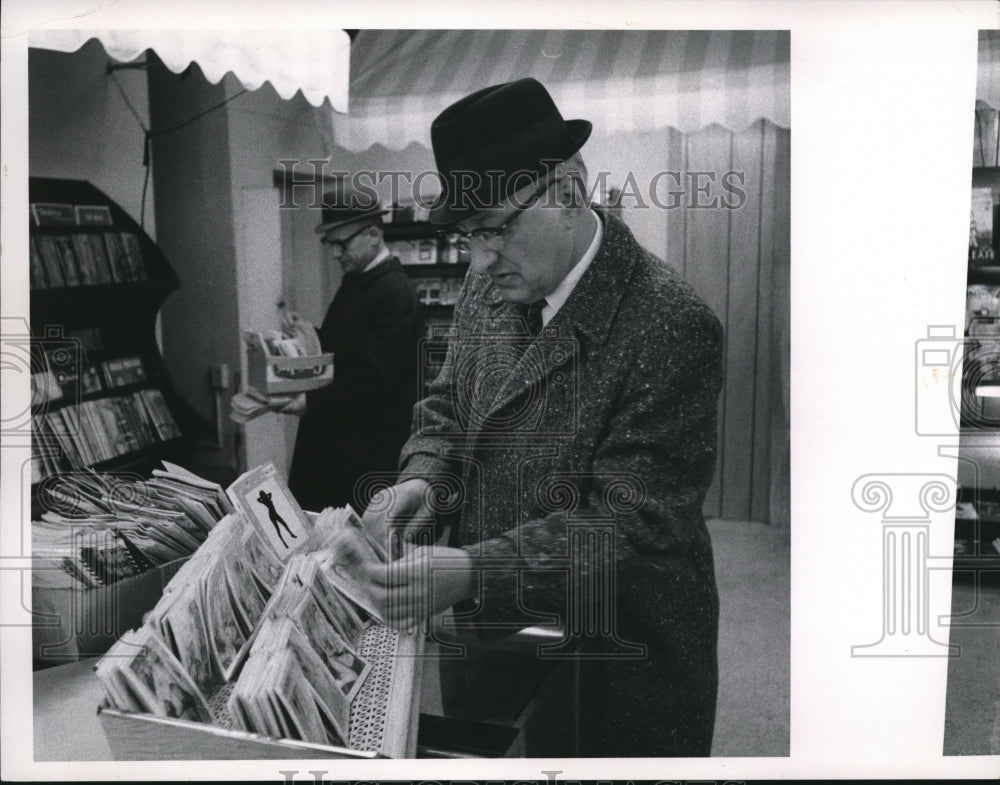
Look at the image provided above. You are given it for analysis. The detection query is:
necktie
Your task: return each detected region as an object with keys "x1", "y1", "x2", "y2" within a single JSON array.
[{"x1": 524, "y1": 299, "x2": 546, "y2": 337}]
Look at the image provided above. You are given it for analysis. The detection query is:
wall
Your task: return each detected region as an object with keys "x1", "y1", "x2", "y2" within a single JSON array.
[
  {"x1": 147, "y1": 57, "x2": 240, "y2": 476},
  {"x1": 224, "y1": 73, "x2": 337, "y2": 329},
  {"x1": 29, "y1": 39, "x2": 155, "y2": 238},
  {"x1": 147, "y1": 63, "x2": 334, "y2": 480},
  {"x1": 223, "y1": 75, "x2": 333, "y2": 474},
  {"x1": 664, "y1": 120, "x2": 791, "y2": 527}
]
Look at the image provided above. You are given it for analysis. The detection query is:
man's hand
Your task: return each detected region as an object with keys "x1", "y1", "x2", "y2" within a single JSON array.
[
  {"x1": 281, "y1": 310, "x2": 306, "y2": 334},
  {"x1": 359, "y1": 545, "x2": 474, "y2": 632},
  {"x1": 360, "y1": 478, "x2": 432, "y2": 560}
]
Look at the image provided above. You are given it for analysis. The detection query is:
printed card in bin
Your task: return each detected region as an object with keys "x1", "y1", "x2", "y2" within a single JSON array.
[
  {"x1": 243, "y1": 323, "x2": 333, "y2": 397},
  {"x1": 94, "y1": 463, "x2": 424, "y2": 759},
  {"x1": 226, "y1": 463, "x2": 312, "y2": 561}
]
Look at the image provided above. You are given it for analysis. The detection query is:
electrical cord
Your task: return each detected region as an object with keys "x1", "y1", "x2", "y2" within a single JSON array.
[
  {"x1": 108, "y1": 62, "x2": 248, "y2": 231},
  {"x1": 152, "y1": 87, "x2": 248, "y2": 137}
]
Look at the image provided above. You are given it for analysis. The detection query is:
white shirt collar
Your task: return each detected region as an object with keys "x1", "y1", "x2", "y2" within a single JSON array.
[
  {"x1": 362, "y1": 247, "x2": 391, "y2": 273},
  {"x1": 541, "y1": 209, "x2": 603, "y2": 326}
]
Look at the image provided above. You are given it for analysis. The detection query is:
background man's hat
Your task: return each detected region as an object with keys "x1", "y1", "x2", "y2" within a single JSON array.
[
  {"x1": 315, "y1": 186, "x2": 390, "y2": 233},
  {"x1": 429, "y1": 77, "x2": 592, "y2": 225}
]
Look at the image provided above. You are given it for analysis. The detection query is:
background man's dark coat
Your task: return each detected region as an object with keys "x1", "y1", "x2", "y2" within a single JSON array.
[{"x1": 289, "y1": 257, "x2": 423, "y2": 513}]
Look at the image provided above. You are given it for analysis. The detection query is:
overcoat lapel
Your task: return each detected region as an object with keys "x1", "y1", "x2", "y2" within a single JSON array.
[{"x1": 473, "y1": 213, "x2": 641, "y2": 427}]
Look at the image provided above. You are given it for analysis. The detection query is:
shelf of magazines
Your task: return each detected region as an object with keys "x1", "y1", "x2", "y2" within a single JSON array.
[
  {"x1": 31, "y1": 383, "x2": 191, "y2": 487},
  {"x1": 968, "y1": 170, "x2": 1000, "y2": 283},
  {"x1": 94, "y1": 463, "x2": 423, "y2": 760},
  {"x1": 29, "y1": 177, "x2": 179, "y2": 293},
  {"x1": 953, "y1": 497, "x2": 1000, "y2": 573},
  {"x1": 28, "y1": 176, "x2": 205, "y2": 497}
]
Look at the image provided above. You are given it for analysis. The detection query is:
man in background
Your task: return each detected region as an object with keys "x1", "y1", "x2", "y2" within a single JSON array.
[{"x1": 283, "y1": 190, "x2": 423, "y2": 513}]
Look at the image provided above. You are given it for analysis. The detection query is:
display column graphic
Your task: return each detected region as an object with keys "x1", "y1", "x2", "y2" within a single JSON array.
[
  {"x1": 537, "y1": 518, "x2": 646, "y2": 659},
  {"x1": 851, "y1": 473, "x2": 958, "y2": 657},
  {"x1": 537, "y1": 474, "x2": 646, "y2": 660}
]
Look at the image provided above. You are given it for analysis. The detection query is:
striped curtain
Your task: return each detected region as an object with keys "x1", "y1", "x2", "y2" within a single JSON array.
[
  {"x1": 664, "y1": 120, "x2": 790, "y2": 527},
  {"x1": 337, "y1": 30, "x2": 790, "y2": 152}
]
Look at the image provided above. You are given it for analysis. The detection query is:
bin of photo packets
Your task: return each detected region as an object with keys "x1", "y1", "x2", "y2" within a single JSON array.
[
  {"x1": 95, "y1": 463, "x2": 424, "y2": 760},
  {"x1": 31, "y1": 464, "x2": 234, "y2": 665},
  {"x1": 243, "y1": 322, "x2": 333, "y2": 397}
]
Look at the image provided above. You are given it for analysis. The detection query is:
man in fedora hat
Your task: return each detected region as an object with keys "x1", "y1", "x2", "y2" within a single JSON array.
[
  {"x1": 361, "y1": 77, "x2": 723, "y2": 756},
  {"x1": 282, "y1": 188, "x2": 423, "y2": 513}
]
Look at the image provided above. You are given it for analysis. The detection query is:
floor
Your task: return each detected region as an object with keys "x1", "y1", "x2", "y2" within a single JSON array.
[
  {"x1": 708, "y1": 518, "x2": 791, "y2": 756},
  {"x1": 943, "y1": 575, "x2": 1000, "y2": 755}
]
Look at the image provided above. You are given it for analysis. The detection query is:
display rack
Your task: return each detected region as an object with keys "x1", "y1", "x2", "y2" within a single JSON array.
[
  {"x1": 960, "y1": 167, "x2": 1000, "y2": 566},
  {"x1": 966, "y1": 167, "x2": 1000, "y2": 287},
  {"x1": 954, "y1": 489, "x2": 1000, "y2": 573},
  {"x1": 29, "y1": 177, "x2": 206, "y2": 511},
  {"x1": 963, "y1": 168, "x2": 1000, "y2": 427},
  {"x1": 383, "y1": 219, "x2": 468, "y2": 390}
]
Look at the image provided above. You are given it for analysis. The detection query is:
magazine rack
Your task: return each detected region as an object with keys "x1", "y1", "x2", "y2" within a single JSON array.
[
  {"x1": 29, "y1": 177, "x2": 206, "y2": 510},
  {"x1": 383, "y1": 216, "x2": 468, "y2": 393}
]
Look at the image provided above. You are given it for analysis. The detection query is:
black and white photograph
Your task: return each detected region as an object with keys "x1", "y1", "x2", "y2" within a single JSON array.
[
  {"x1": 228, "y1": 463, "x2": 313, "y2": 559},
  {"x1": 2, "y1": 0, "x2": 999, "y2": 781}
]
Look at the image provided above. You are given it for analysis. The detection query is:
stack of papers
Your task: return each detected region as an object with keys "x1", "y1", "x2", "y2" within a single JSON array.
[
  {"x1": 32, "y1": 463, "x2": 233, "y2": 588},
  {"x1": 229, "y1": 390, "x2": 296, "y2": 424}
]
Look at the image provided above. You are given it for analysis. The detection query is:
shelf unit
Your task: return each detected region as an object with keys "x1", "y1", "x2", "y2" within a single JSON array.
[
  {"x1": 29, "y1": 177, "x2": 207, "y2": 513},
  {"x1": 964, "y1": 167, "x2": 1000, "y2": 426},
  {"x1": 967, "y1": 167, "x2": 1000, "y2": 286},
  {"x1": 960, "y1": 167, "x2": 1000, "y2": 565},
  {"x1": 383, "y1": 220, "x2": 468, "y2": 390},
  {"x1": 954, "y1": 486, "x2": 1000, "y2": 574}
]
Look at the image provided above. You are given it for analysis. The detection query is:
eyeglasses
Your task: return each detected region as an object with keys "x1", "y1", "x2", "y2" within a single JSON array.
[
  {"x1": 438, "y1": 174, "x2": 556, "y2": 251},
  {"x1": 320, "y1": 223, "x2": 371, "y2": 252}
]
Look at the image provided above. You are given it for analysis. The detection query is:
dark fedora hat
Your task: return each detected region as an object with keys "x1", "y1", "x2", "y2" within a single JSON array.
[
  {"x1": 429, "y1": 77, "x2": 592, "y2": 225},
  {"x1": 315, "y1": 186, "x2": 389, "y2": 234}
]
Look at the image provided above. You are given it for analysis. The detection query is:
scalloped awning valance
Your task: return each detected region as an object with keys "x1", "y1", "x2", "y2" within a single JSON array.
[
  {"x1": 333, "y1": 29, "x2": 790, "y2": 153},
  {"x1": 29, "y1": 29, "x2": 351, "y2": 112}
]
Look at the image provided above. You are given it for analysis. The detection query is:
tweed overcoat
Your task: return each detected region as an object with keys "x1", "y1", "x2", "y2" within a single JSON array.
[
  {"x1": 289, "y1": 257, "x2": 423, "y2": 513},
  {"x1": 399, "y1": 212, "x2": 723, "y2": 756}
]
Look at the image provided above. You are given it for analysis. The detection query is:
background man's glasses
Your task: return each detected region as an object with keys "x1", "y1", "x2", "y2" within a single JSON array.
[
  {"x1": 438, "y1": 173, "x2": 557, "y2": 251},
  {"x1": 321, "y1": 223, "x2": 371, "y2": 252}
]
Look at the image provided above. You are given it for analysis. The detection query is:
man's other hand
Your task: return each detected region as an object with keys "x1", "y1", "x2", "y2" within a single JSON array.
[
  {"x1": 359, "y1": 545, "x2": 474, "y2": 633},
  {"x1": 360, "y1": 478, "x2": 432, "y2": 560},
  {"x1": 281, "y1": 310, "x2": 306, "y2": 334}
]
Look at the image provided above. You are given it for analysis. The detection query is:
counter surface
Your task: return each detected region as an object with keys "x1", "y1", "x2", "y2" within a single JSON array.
[{"x1": 34, "y1": 659, "x2": 110, "y2": 761}]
